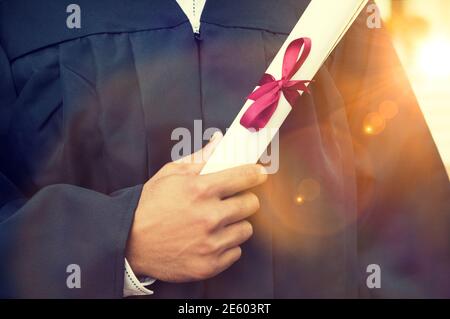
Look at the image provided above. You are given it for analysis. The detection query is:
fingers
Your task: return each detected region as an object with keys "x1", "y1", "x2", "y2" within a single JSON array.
[
  {"x1": 210, "y1": 221, "x2": 253, "y2": 274},
  {"x1": 218, "y1": 192, "x2": 260, "y2": 226},
  {"x1": 214, "y1": 220, "x2": 253, "y2": 253},
  {"x1": 152, "y1": 162, "x2": 204, "y2": 181},
  {"x1": 216, "y1": 246, "x2": 242, "y2": 273},
  {"x1": 201, "y1": 164, "x2": 267, "y2": 198}
]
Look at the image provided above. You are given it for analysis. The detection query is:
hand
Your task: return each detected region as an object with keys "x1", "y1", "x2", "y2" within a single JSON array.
[{"x1": 126, "y1": 132, "x2": 268, "y2": 282}]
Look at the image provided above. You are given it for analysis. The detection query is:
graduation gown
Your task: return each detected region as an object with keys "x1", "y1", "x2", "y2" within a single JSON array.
[{"x1": 0, "y1": 0, "x2": 449, "y2": 298}]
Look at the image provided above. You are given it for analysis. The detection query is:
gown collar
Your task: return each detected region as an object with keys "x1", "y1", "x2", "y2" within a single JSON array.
[{"x1": 0, "y1": 0, "x2": 311, "y2": 61}]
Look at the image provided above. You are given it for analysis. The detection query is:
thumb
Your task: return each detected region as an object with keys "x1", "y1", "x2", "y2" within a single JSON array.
[
  {"x1": 176, "y1": 131, "x2": 223, "y2": 166},
  {"x1": 151, "y1": 132, "x2": 223, "y2": 181}
]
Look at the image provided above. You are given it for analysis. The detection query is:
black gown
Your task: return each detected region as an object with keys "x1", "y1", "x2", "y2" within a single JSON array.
[{"x1": 0, "y1": 0, "x2": 449, "y2": 298}]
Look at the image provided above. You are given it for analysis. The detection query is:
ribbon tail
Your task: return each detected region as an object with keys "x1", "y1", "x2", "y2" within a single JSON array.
[
  {"x1": 284, "y1": 80, "x2": 311, "y2": 97},
  {"x1": 240, "y1": 91, "x2": 281, "y2": 131},
  {"x1": 283, "y1": 89, "x2": 301, "y2": 107}
]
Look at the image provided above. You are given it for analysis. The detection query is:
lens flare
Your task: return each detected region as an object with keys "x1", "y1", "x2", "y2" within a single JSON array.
[
  {"x1": 295, "y1": 178, "x2": 321, "y2": 203},
  {"x1": 416, "y1": 36, "x2": 450, "y2": 78},
  {"x1": 379, "y1": 100, "x2": 399, "y2": 120},
  {"x1": 363, "y1": 112, "x2": 386, "y2": 135},
  {"x1": 295, "y1": 196, "x2": 304, "y2": 205}
]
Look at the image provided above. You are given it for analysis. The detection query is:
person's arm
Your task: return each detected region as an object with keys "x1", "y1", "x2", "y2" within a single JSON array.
[
  {"x1": 0, "y1": 176, "x2": 142, "y2": 298},
  {"x1": 0, "y1": 43, "x2": 145, "y2": 298},
  {"x1": 0, "y1": 39, "x2": 268, "y2": 297}
]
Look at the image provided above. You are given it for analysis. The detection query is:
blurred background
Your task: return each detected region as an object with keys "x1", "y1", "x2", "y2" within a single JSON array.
[{"x1": 376, "y1": 0, "x2": 450, "y2": 178}]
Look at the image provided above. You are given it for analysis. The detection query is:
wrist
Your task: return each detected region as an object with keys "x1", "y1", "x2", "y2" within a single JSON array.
[{"x1": 125, "y1": 238, "x2": 148, "y2": 277}]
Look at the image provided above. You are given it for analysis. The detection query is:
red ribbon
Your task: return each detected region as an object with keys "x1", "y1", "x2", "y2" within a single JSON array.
[{"x1": 240, "y1": 37, "x2": 312, "y2": 131}]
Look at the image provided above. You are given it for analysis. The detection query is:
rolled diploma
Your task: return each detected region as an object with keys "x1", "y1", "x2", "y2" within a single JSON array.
[{"x1": 201, "y1": 0, "x2": 369, "y2": 175}]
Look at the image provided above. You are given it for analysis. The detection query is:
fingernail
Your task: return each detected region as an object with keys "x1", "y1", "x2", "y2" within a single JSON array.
[{"x1": 258, "y1": 165, "x2": 267, "y2": 175}]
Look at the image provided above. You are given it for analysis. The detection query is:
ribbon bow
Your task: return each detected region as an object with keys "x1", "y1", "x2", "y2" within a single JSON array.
[{"x1": 240, "y1": 37, "x2": 312, "y2": 131}]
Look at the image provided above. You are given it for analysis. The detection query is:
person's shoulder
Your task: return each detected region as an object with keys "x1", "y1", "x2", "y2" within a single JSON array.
[
  {"x1": 201, "y1": 0, "x2": 311, "y2": 34},
  {"x1": 0, "y1": 0, "x2": 187, "y2": 61}
]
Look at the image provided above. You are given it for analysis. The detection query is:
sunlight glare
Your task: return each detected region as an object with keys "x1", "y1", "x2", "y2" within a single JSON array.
[{"x1": 416, "y1": 36, "x2": 450, "y2": 78}]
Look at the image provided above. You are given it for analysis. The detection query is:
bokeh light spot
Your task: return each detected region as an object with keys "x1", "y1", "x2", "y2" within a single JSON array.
[
  {"x1": 295, "y1": 196, "x2": 304, "y2": 205},
  {"x1": 363, "y1": 112, "x2": 386, "y2": 135},
  {"x1": 379, "y1": 100, "x2": 399, "y2": 119},
  {"x1": 295, "y1": 178, "x2": 321, "y2": 203}
]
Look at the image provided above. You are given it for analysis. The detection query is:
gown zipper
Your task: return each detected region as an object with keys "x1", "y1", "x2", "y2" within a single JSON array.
[{"x1": 192, "y1": 0, "x2": 201, "y2": 38}]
